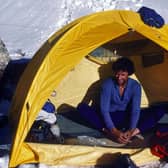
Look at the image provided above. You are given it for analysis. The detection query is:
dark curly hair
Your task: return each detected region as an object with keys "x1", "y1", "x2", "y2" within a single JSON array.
[{"x1": 112, "y1": 57, "x2": 135, "y2": 75}]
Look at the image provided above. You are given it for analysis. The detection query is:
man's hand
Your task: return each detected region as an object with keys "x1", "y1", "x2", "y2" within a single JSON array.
[
  {"x1": 102, "y1": 128, "x2": 129, "y2": 144},
  {"x1": 124, "y1": 128, "x2": 140, "y2": 140},
  {"x1": 110, "y1": 128, "x2": 129, "y2": 144}
]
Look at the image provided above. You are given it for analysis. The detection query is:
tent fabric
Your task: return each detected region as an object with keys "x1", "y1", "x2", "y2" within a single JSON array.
[
  {"x1": 9, "y1": 10, "x2": 168, "y2": 167},
  {"x1": 49, "y1": 57, "x2": 150, "y2": 109},
  {"x1": 26, "y1": 143, "x2": 157, "y2": 166}
]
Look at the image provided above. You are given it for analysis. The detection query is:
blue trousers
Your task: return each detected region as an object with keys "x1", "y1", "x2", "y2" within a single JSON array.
[{"x1": 77, "y1": 103, "x2": 166, "y2": 133}]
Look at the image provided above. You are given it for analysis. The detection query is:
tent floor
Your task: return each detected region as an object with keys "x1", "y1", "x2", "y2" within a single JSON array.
[
  {"x1": 57, "y1": 113, "x2": 154, "y2": 148},
  {"x1": 26, "y1": 109, "x2": 155, "y2": 149}
]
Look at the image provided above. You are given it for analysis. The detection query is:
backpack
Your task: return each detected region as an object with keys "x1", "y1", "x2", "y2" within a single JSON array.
[{"x1": 138, "y1": 6, "x2": 165, "y2": 28}]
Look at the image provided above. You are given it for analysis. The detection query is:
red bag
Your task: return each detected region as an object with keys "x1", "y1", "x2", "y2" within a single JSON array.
[{"x1": 151, "y1": 124, "x2": 168, "y2": 159}]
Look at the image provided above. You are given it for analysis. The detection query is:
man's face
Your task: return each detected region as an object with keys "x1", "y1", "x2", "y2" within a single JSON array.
[{"x1": 115, "y1": 70, "x2": 129, "y2": 86}]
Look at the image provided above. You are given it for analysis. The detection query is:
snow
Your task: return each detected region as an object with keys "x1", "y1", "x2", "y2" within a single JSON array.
[
  {"x1": 0, "y1": 0, "x2": 168, "y2": 167},
  {"x1": 0, "y1": 0, "x2": 166, "y2": 60}
]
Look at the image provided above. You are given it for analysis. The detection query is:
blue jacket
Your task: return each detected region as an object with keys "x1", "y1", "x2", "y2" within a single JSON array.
[{"x1": 100, "y1": 77, "x2": 141, "y2": 130}]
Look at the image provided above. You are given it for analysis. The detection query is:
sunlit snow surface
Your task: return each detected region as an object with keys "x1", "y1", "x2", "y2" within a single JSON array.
[
  {"x1": 1, "y1": 0, "x2": 167, "y2": 59},
  {"x1": 0, "y1": 0, "x2": 168, "y2": 168}
]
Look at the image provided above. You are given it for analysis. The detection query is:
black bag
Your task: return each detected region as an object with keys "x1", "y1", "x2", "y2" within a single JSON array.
[
  {"x1": 28, "y1": 120, "x2": 52, "y2": 142},
  {"x1": 113, "y1": 154, "x2": 138, "y2": 168}
]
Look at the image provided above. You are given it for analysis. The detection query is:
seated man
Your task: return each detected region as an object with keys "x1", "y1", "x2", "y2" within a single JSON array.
[{"x1": 77, "y1": 57, "x2": 165, "y2": 144}]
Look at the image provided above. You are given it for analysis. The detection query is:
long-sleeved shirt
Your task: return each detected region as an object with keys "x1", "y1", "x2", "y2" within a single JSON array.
[{"x1": 100, "y1": 77, "x2": 141, "y2": 130}]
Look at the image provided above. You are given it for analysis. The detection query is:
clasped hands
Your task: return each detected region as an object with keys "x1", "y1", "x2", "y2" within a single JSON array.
[{"x1": 102, "y1": 127, "x2": 139, "y2": 144}]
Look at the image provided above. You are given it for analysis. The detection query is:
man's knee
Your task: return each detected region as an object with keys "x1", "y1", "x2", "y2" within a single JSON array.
[{"x1": 77, "y1": 102, "x2": 90, "y2": 112}]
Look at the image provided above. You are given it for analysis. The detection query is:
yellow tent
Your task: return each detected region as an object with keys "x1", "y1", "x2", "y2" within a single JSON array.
[{"x1": 9, "y1": 10, "x2": 168, "y2": 167}]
